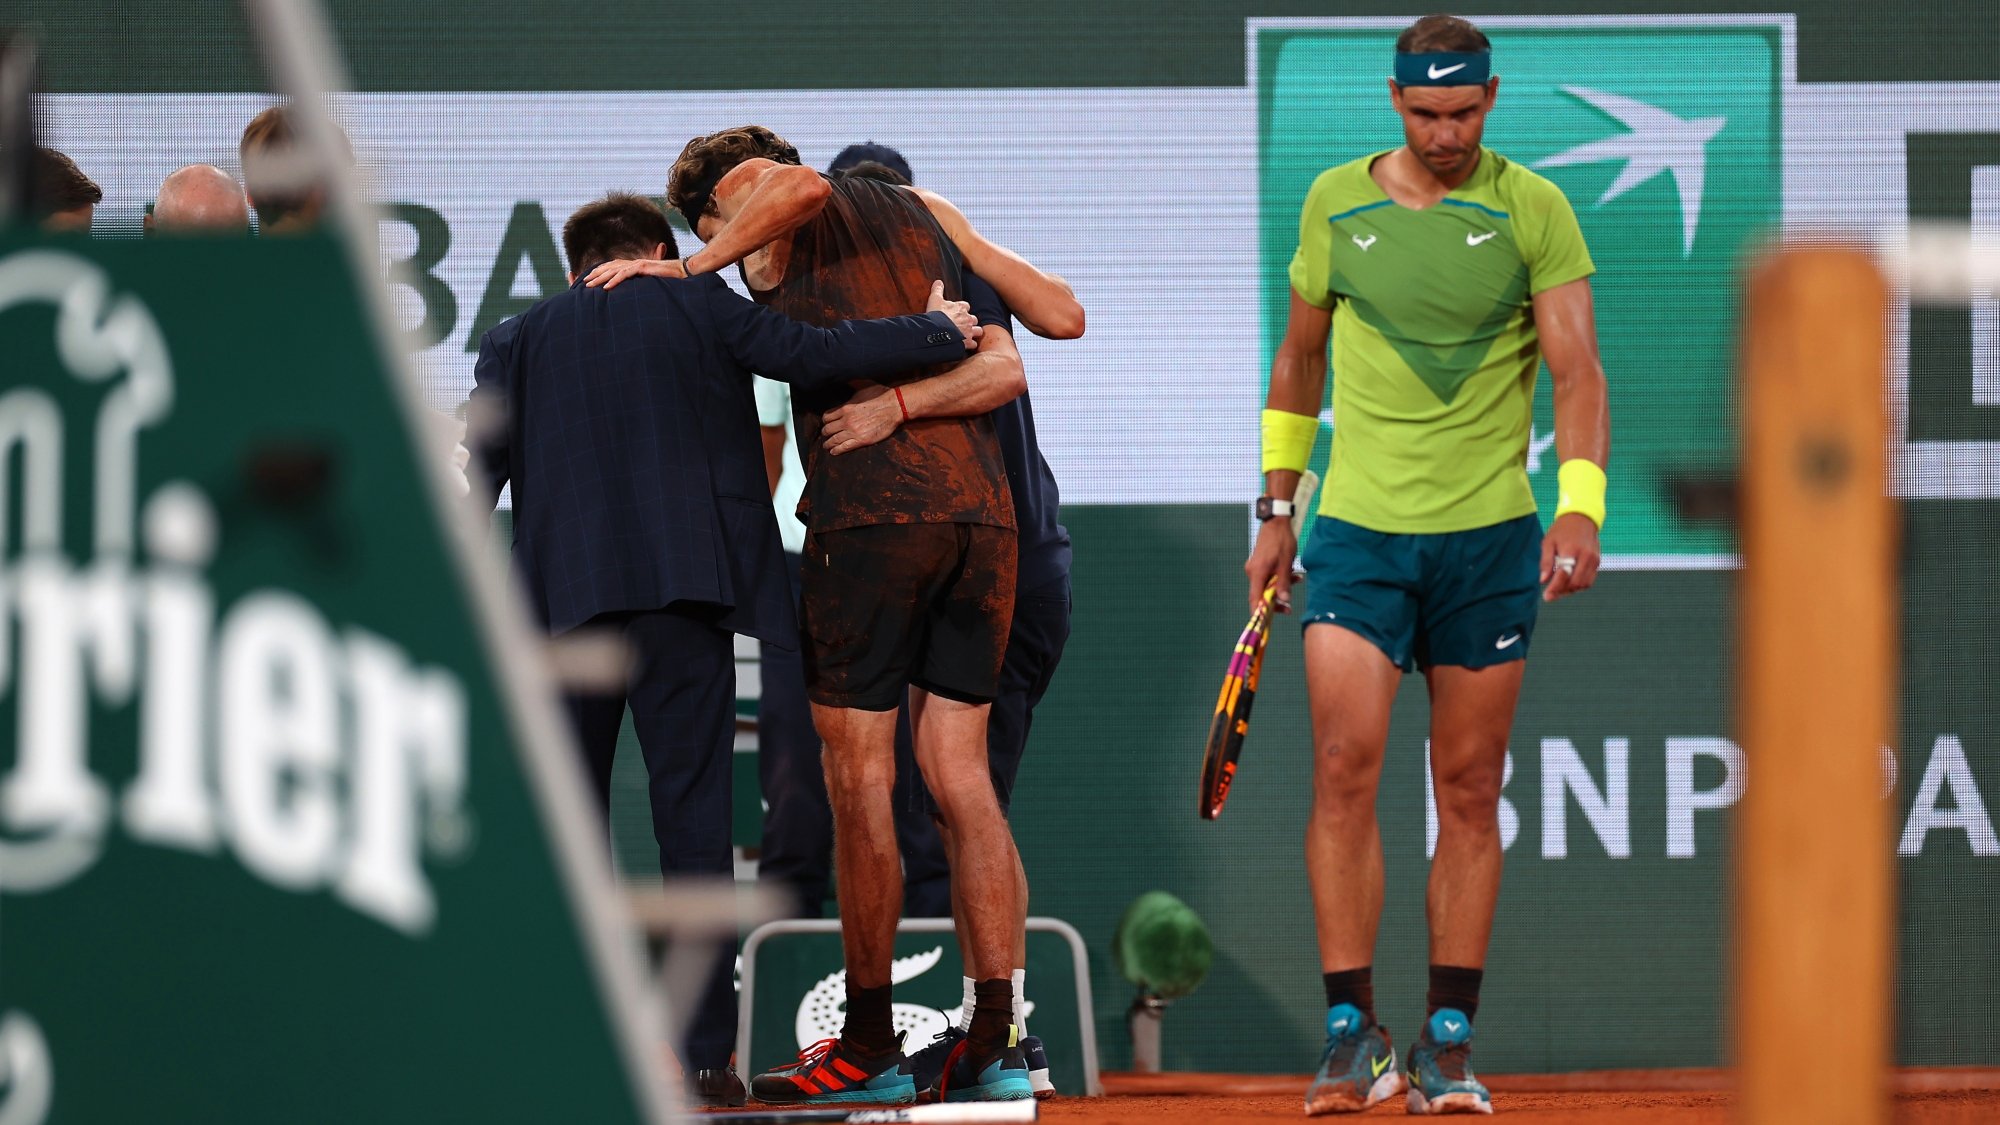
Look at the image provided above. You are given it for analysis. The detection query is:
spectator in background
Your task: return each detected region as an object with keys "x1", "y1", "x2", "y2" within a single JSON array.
[
  {"x1": 238, "y1": 104, "x2": 468, "y2": 494},
  {"x1": 239, "y1": 103, "x2": 349, "y2": 235},
  {"x1": 146, "y1": 164, "x2": 250, "y2": 235},
  {"x1": 33, "y1": 147, "x2": 100, "y2": 232}
]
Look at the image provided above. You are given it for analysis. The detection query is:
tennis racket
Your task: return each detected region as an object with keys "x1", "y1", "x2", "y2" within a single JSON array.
[{"x1": 1199, "y1": 470, "x2": 1318, "y2": 820}]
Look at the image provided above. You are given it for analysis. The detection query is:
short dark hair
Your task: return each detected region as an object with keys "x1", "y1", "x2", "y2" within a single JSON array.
[
  {"x1": 239, "y1": 104, "x2": 354, "y2": 228},
  {"x1": 827, "y1": 142, "x2": 912, "y2": 185},
  {"x1": 562, "y1": 192, "x2": 677, "y2": 277},
  {"x1": 833, "y1": 160, "x2": 911, "y2": 188},
  {"x1": 1395, "y1": 14, "x2": 1491, "y2": 54},
  {"x1": 666, "y1": 125, "x2": 802, "y2": 228},
  {"x1": 34, "y1": 147, "x2": 101, "y2": 212}
]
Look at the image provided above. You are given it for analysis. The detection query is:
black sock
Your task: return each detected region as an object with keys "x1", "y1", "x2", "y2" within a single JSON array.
[
  {"x1": 1322, "y1": 967, "x2": 1375, "y2": 1024},
  {"x1": 1426, "y1": 964, "x2": 1484, "y2": 1023},
  {"x1": 966, "y1": 978, "x2": 1015, "y2": 1055},
  {"x1": 842, "y1": 984, "x2": 896, "y2": 1054}
]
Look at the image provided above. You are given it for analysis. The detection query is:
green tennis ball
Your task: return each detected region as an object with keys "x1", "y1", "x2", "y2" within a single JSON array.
[{"x1": 1113, "y1": 891, "x2": 1214, "y2": 1000}]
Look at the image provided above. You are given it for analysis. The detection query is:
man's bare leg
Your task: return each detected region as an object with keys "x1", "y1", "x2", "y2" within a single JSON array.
[
  {"x1": 907, "y1": 689, "x2": 1018, "y2": 980},
  {"x1": 1301, "y1": 624, "x2": 1406, "y2": 1115},
  {"x1": 912, "y1": 678, "x2": 1032, "y2": 1016},
  {"x1": 907, "y1": 687, "x2": 1032, "y2": 1096},
  {"x1": 745, "y1": 702, "x2": 909, "y2": 1103},
  {"x1": 1304, "y1": 625, "x2": 1403, "y2": 976},
  {"x1": 814, "y1": 703, "x2": 903, "y2": 991},
  {"x1": 1422, "y1": 660, "x2": 1522, "y2": 970},
  {"x1": 1397, "y1": 659, "x2": 1521, "y2": 1113},
  {"x1": 936, "y1": 816, "x2": 1030, "y2": 1006}
]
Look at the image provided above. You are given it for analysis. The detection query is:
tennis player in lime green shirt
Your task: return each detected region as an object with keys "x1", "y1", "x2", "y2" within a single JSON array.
[{"x1": 1245, "y1": 14, "x2": 1611, "y2": 1117}]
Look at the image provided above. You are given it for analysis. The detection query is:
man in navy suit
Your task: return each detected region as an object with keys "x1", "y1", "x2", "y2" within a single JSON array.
[{"x1": 467, "y1": 192, "x2": 977, "y2": 1106}]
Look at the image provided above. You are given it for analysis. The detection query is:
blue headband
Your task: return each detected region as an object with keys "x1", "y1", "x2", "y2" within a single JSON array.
[{"x1": 1393, "y1": 51, "x2": 1492, "y2": 87}]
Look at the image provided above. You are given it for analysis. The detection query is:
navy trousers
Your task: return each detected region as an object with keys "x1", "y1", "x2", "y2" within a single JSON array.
[
  {"x1": 564, "y1": 604, "x2": 737, "y2": 1071},
  {"x1": 756, "y1": 554, "x2": 834, "y2": 917}
]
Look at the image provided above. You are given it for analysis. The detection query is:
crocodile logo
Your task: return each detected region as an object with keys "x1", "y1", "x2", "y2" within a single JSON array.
[{"x1": 795, "y1": 947, "x2": 1036, "y2": 1049}]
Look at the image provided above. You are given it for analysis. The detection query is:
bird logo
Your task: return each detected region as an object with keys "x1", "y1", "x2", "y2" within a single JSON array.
[{"x1": 1533, "y1": 86, "x2": 1726, "y2": 258}]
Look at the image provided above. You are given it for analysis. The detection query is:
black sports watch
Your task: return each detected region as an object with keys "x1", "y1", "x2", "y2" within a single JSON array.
[{"x1": 1255, "y1": 496, "x2": 1295, "y2": 522}]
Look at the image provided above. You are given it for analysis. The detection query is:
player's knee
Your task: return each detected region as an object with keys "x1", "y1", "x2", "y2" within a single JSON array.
[
  {"x1": 926, "y1": 772, "x2": 1002, "y2": 821},
  {"x1": 1311, "y1": 735, "x2": 1384, "y2": 809},
  {"x1": 1432, "y1": 756, "x2": 1506, "y2": 831},
  {"x1": 821, "y1": 740, "x2": 892, "y2": 795}
]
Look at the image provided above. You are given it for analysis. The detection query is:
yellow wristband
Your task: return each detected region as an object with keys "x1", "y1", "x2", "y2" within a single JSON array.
[
  {"x1": 1555, "y1": 459, "x2": 1607, "y2": 529},
  {"x1": 1260, "y1": 409, "x2": 1319, "y2": 475}
]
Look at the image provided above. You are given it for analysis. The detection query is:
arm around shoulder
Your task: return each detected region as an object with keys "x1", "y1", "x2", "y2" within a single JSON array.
[
  {"x1": 914, "y1": 187, "x2": 1085, "y2": 340},
  {"x1": 704, "y1": 278, "x2": 966, "y2": 391}
]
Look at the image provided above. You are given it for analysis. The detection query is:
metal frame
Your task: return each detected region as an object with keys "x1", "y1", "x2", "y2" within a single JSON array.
[{"x1": 737, "y1": 917, "x2": 1104, "y2": 1097}]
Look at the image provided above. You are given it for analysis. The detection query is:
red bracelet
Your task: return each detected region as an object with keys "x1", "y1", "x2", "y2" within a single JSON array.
[{"x1": 894, "y1": 386, "x2": 910, "y2": 422}]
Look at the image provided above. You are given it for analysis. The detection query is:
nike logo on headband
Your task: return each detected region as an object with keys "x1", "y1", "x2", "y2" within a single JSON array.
[{"x1": 1427, "y1": 62, "x2": 1468, "y2": 79}]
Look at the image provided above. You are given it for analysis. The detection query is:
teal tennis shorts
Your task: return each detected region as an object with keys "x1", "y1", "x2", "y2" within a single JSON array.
[{"x1": 1299, "y1": 514, "x2": 1543, "y2": 672}]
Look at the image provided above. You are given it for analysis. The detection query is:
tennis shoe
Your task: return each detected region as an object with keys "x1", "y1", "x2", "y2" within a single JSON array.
[
  {"x1": 1022, "y1": 1034, "x2": 1055, "y2": 1099},
  {"x1": 749, "y1": 1035, "x2": 916, "y2": 1105},
  {"x1": 1305, "y1": 1003, "x2": 1403, "y2": 1115},
  {"x1": 907, "y1": 1026, "x2": 967, "y2": 1095},
  {"x1": 932, "y1": 1031, "x2": 1035, "y2": 1103},
  {"x1": 1404, "y1": 1008, "x2": 1491, "y2": 1115}
]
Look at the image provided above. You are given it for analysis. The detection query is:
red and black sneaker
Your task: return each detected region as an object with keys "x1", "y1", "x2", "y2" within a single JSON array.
[{"x1": 749, "y1": 1035, "x2": 917, "y2": 1105}]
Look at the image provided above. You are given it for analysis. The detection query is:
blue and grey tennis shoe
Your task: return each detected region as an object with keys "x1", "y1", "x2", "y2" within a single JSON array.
[
  {"x1": 1404, "y1": 1008, "x2": 1492, "y2": 1115},
  {"x1": 1304, "y1": 1003, "x2": 1403, "y2": 1114}
]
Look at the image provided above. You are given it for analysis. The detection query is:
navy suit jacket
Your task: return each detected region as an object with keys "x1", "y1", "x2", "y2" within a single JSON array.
[{"x1": 471, "y1": 273, "x2": 966, "y2": 642}]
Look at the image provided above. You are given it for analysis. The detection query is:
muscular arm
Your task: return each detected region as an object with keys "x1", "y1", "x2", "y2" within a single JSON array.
[
  {"x1": 914, "y1": 188, "x2": 1085, "y2": 340},
  {"x1": 1244, "y1": 290, "x2": 1334, "y2": 611},
  {"x1": 1534, "y1": 278, "x2": 1610, "y2": 469},
  {"x1": 819, "y1": 324, "x2": 1027, "y2": 457},
  {"x1": 685, "y1": 158, "x2": 831, "y2": 277},
  {"x1": 1531, "y1": 276, "x2": 1610, "y2": 599}
]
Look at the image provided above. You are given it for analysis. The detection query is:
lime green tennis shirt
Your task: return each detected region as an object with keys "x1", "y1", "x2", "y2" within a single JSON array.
[{"x1": 1288, "y1": 148, "x2": 1594, "y2": 533}]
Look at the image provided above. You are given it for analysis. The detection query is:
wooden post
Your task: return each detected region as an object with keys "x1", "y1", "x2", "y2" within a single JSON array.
[{"x1": 1736, "y1": 247, "x2": 1895, "y2": 1124}]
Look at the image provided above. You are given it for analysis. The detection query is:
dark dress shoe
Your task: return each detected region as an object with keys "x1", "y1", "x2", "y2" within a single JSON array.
[{"x1": 692, "y1": 1067, "x2": 747, "y2": 1107}]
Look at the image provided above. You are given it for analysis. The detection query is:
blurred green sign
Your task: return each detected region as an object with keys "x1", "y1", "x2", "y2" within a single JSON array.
[{"x1": 0, "y1": 234, "x2": 668, "y2": 1124}]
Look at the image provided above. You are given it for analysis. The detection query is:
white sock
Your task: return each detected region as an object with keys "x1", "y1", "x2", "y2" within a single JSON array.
[
  {"x1": 1012, "y1": 969, "x2": 1028, "y2": 1036},
  {"x1": 957, "y1": 976, "x2": 976, "y2": 1032}
]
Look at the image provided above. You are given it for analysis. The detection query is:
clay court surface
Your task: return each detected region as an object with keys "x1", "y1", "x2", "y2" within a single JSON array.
[
  {"x1": 1037, "y1": 1090, "x2": 2000, "y2": 1123},
  {"x1": 1017, "y1": 1072, "x2": 2000, "y2": 1123}
]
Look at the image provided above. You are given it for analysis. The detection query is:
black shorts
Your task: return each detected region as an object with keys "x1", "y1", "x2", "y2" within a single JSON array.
[
  {"x1": 897, "y1": 574, "x2": 1072, "y2": 817},
  {"x1": 799, "y1": 522, "x2": 1017, "y2": 711}
]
